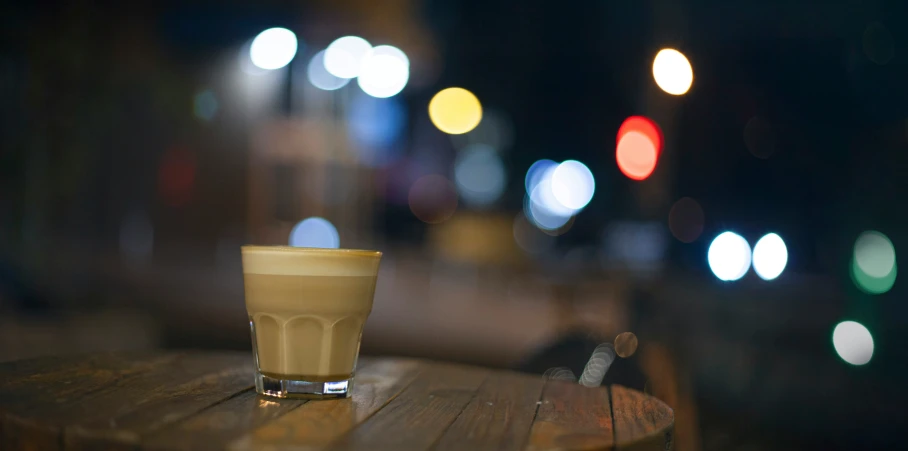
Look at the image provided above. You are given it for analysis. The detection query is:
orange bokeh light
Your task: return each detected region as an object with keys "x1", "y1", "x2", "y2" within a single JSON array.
[
  {"x1": 616, "y1": 131, "x2": 658, "y2": 180},
  {"x1": 616, "y1": 116, "x2": 662, "y2": 155}
]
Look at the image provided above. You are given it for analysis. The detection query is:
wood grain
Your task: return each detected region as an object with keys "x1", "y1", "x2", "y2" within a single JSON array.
[
  {"x1": 140, "y1": 356, "x2": 382, "y2": 450},
  {"x1": 433, "y1": 369, "x2": 543, "y2": 451},
  {"x1": 526, "y1": 380, "x2": 614, "y2": 451},
  {"x1": 325, "y1": 361, "x2": 486, "y2": 451},
  {"x1": 0, "y1": 353, "x2": 672, "y2": 451},
  {"x1": 142, "y1": 390, "x2": 303, "y2": 451},
  {"x1": 228, "y1": 358, "x2": 419, "y2": 451},
  {"x1": 610, "y1": 385, "x2": 673, "y2": 451},
  {"x1": 0, "y1": 352, "x2": 182, "y2": 451},
  {"x1": 0, "y1": 352, "x2": 252, "y2": 451},
  {"x1": 62, "y1": 353, "x2": 253, "y2": 450}
]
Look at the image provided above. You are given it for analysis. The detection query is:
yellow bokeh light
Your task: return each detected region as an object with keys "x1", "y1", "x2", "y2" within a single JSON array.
[
  {"x1": 428, "y1": 87, "x2": 482, "y2": 134},
  {"x1": 652, "y1": 48, "x2": 693, "y2": 95}
]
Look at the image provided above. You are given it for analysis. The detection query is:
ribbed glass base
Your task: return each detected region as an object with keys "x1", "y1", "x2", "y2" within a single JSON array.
[{"x1": 254, "y1": 371, "x2": 353, "y2": 399}]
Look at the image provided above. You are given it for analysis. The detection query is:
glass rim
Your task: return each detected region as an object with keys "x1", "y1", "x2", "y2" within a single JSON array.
[{"x1": 241, "y1": 245, "x2": 382, "y2": 258}]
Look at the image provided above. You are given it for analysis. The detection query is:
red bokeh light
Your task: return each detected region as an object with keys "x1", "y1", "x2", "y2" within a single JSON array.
[
  {"x1": 616, "y1": 116, "x2": 663, "y2": 155},
  {"x1": 616, "y1": 131, "x2": 658, "y2": 180}
]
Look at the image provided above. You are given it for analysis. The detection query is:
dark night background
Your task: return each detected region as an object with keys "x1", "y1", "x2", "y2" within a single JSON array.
[{"x1": 2, "y1": 0, "x2": 908, "y2": 449}]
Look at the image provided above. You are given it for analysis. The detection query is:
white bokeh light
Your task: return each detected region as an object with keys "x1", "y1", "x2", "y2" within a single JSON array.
[
  {"x1": 833, "y1": 321, "x2": 874, "y2": 366},
  {"x1": 532, "y1": 173, "x2": 577, "y2": 215},
  {"x1": 752, "y1": 233, "x2": 788, "y2": 281},
  {"x1": 454, "y1": 144, "x2": 506, "y2": 207},
  {"x1": 525, "y1": 159, "x2": 557, "y2": 194},
  {"x1": 289, "y1": 217, "x2": 340, "y2": 248},
  {"x1": 250, "y1": 28, "x2": 298, "y2": 70},
  {"x1": 652, "y1": 48, "x2": 693, "y2": 95},
  {"x1": 854, "y1": 231, "x2": 896, "y2": 278},
  {"x1": 551, "y1": 160, "x2": 595, "y2": 210},
  {"x1": 307, "y1": 50, "x2": 351, "y2": 91},
  {"x1": 324, "y1": 36, "x2": 372, "y2": 79},
  {"x1": 525, "y1": 180, "x2": 575, "y2": 231},
  {"x1": 707, "y1": 231, "x2": 752, "y2": 281},
  {"x1": 357, "y1": 45, "x2": 409, "y2": 98}
]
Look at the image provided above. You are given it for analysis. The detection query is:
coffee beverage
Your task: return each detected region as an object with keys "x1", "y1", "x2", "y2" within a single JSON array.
[{"x1": 241, "y1": 246, "x2": 381, "y2": 398}]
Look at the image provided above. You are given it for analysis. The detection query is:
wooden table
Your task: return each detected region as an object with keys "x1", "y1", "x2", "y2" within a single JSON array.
[{"x1": 0, "y1": 352, "x2": 673, "y2": 450}]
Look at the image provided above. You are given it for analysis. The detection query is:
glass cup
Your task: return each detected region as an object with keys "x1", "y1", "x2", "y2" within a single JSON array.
[{"x1": 241, "y1": 246, "x2": 382, "y2": 399}]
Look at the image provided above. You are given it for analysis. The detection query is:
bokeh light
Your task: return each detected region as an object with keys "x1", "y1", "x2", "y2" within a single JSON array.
[
  {"x1": 525, "y1": 159, "x2": 557, "y2": 194},
  {"x1": 852, "y1": 259, "x2": 897, "y2": 295},
  {"x1": 832, "y1": 321, "x2": 874, "y2": 366},
  {"x1": 579, "y1": 343, "x2": 615, "y2": 387},
  {"x1": 454, "y1": 144, "x2": 506, "y2": 207},
  {"x1": 652, "y1": 48, "x2": 693, "y2": 95},
  {"x1": 616, "y1": 130, "x2": 658, "y2": 180},
  {"x1": 289, "y1": 217, "x2": 340, "y2": 248},
  {"x1": 523, "y1": 160, "x2": 591, "y2": 232},
  {"x1": 193, "y1": 90, "x2": 218, "y2": 122},
  {"x1": 543, "y1": 367, "x2": 576, "y2": 382},
  {"x1": 324, "y1": 36, "x2": 371, "y2": 79},
  {"x1": 614, "y1": 332, "x2": 638, "y2": 358},
  {"x1": 524, "y1": 193, "x2": 573, "y2": 232},
  {"x1": 347, "y1": 93, "x2": 407, "y2": 166},
  {"x1": 525, "y1": 172, "x2": 577, "y2": 231},
  {"x1": 854, "y1": 231, "x2": 895, "y2": 278},
  {"x1": 708, "y1": 231, "x2": 751, "y2": 281},
  {"x1": 668, "y1": 197, "x2": 704, "y2": 243},
  {"x1": 408, "y1": 175, "x2": 458, "y2": 224},
  {"x1": 551, "y1": 160, "x2": 595, "y2": 210},
  {"x1": 752, "y1": 233, "x2": 788, "y2": 281},
  {"x1": 617, "y1": 116, "x2": 663, "y2": 155},
  {"x1": 250, "y1": 28, "x2": 298, "y2": 70},
  {"x1": 428, "y1": 87, "x2": 483, "y2": 134},
  {"x1": 357, "y1": 45, "x2": 410, "y2": 98},
  {"x1": 852, "y1": 231, "x2": 897, "y2": 294},
  {"x1": 307, "y1": 50, "x2": 351, "y2": 91}
]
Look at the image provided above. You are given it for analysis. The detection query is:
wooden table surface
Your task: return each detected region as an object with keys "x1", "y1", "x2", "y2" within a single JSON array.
[{"x1": 0, "y1": 352, "x2": 673, "y2": 451}]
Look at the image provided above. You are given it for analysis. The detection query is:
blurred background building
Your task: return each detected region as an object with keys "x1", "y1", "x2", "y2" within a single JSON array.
[{"x1": 2, "y1": 0, "x2": 908, "y2": 449}]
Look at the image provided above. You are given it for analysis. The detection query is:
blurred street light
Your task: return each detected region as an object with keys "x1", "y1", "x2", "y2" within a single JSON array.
[
  {"x1": 429, "y1": 87, "x2": 483, "y2": 134},
  {"x1": 708, "y1": 231, "x2": 751, "y2": 281},
  {"x1": 852, "y1": 230, "x2": 897, "y2": 294},
  {"x1": 357, "y1": 45, "x2": 410, "y2": 98},
  {"x1": 551, "y1": 160, "x2": 595, "y2": 210},
  {"x1": 616, "y1": 130, "x2": 658, "y2": 180},
  {"x1": 324, "y1": 36, "x2": 372, "y2": 79},
  {"x1": 833, "y1": 321, "x2": 874, "y2": 366},
  {"x1": 454, "y1": 144, "x2": 506, "y2": 207},
  {"x1": 307, "y1": 50, "x2": 351, "y2": 91},
  {"x1": 652, "y1": 48, "x2": 693, "y2": 95},
  {"x1": 250, "y1": 28, "x2": 298, "y2": 70},
  {"x1": 752, "y1": 233, "x2": 788, "y2": 281},
  {"x1": 290, "y1": 217, "x2": 340, "y2": 248}
]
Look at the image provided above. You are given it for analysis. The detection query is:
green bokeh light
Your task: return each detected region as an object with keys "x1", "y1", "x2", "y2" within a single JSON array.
[
  {"x1": 851, "y1": 230, "x2": 896, "y2": 294},
  {"x1": 851, "y1": 257, "x2": 896, "y2": 294}
]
